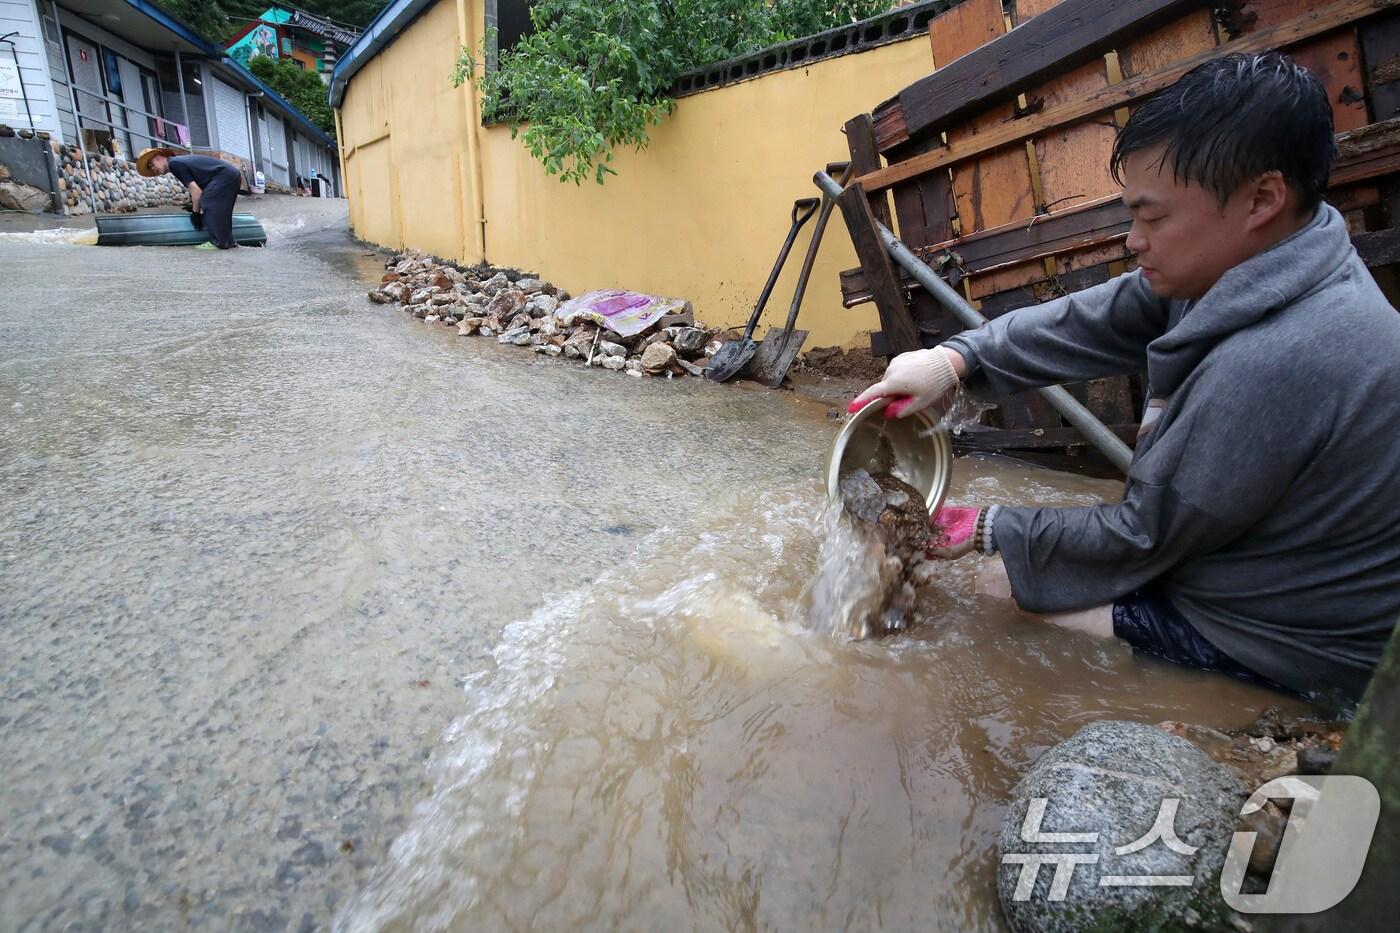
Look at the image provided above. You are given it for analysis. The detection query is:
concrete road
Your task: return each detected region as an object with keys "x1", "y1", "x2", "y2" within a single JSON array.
[{"x1": 0, "y1": 196, "x2": 837, "y2": 931}]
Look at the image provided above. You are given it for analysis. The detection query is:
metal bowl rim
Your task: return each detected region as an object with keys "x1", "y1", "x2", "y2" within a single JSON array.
[{"x1": 825, "y1": 397, "x2": 953, "y2": 516}]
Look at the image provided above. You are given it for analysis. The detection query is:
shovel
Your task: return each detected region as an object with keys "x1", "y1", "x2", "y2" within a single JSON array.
[
  {"x1": 706, "y1": 197, "x2": 820, "y2": 382},
  {"x1": 742, "y1": 163, "x2": 851, "y2": 387}
]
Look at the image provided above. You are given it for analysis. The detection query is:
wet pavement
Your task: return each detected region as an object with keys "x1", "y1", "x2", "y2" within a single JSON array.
[{"x1": 0, "y1": 197, "x2": 1312, "y2": 931}]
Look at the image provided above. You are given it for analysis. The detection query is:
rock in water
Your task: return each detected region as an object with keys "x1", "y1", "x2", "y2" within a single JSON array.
[
  {"x1": 997, "y1": 721, "x2": 1246, "y2": 933},
  {"x1": 835, "y1": 469, "x2": 931, "y2": 636}
]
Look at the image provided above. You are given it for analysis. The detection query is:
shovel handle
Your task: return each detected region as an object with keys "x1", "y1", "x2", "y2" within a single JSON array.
[
  {"x1": 780, "y1": 165, "x2": 852, "y2": 335},
  {"x1": 744, "y1": 198, "x2": 822, "y2": 341}
]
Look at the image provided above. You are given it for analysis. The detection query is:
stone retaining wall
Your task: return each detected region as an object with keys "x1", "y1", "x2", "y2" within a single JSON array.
[{"x1": 53, "y1": 139, "x2": 189, "y2": 215}]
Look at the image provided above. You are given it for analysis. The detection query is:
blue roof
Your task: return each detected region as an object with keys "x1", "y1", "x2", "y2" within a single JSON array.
[{"x1": 121, "y1": 0, "x2": 336, "y2": 149}]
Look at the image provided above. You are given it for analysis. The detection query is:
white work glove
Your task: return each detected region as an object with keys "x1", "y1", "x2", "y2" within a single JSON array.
[{"x1": 848, "y1": 347, "x2": 961, "y2": 418}]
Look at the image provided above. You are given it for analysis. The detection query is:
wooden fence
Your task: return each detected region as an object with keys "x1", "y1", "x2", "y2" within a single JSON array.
[{"x1": 837, "y1": 0, "x2": 1400, "y2": 455}]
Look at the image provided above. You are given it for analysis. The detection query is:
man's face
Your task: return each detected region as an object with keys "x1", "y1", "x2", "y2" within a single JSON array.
[
  {"x1": 151, "y1": 155, "x2": 169, "y2": 175},
  {"x1": 1121, "y1": 146, "x2": 1261, "y2": 300}
]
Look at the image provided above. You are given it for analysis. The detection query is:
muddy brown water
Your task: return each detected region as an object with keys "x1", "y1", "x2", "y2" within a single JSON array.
[
  {"x1": 335, "y1": 458, "x2": 1312, "y2": 932},
  {"x1": 1, "y1": 207, "x2": 1314, "y2": 930}
]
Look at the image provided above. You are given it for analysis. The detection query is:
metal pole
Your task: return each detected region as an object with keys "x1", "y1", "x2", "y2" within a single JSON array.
[
  {"x1": 814, "y1": 171, "x2": 1136, "y2": 475},
  {"x1": 51, "y1": 4, "x2": 98, "y2": 216},
  {"x1": 243, "y1": 88, "x2": 262, "y2": 184},
  {"x1": 173, "y1": 48, "x2": 191, "y2": 133},
  {"x1": 0, "y1": 33, "x2": 37, "y2": 132}
]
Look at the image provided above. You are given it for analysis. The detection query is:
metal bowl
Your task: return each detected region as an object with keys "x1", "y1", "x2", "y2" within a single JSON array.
[{"x1": 825, "y1": 397, "x2": 954, "y2": 516}]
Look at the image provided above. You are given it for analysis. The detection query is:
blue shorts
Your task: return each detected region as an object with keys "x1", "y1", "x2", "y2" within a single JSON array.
[{"x1": 1112, "y1": 586, "x2": 1283, "y2": 689}]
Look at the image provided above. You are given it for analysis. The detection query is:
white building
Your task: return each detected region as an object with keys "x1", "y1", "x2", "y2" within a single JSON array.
[{"x1": 0, "y1": 0, "x2": 340, "y2": 196}]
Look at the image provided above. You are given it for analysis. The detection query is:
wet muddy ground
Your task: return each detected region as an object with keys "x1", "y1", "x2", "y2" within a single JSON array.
[{"x1": 1, "y1": 197, "x2": 1313, "y2": 931}]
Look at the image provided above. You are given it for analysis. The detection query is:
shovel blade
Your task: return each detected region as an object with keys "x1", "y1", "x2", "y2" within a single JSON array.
[
  {"x1": 743, "y1": 327, "x2": 810, "y2": 387},
  {"x1": 704, "y1": 338, "x2": 760, "y2": 382}
]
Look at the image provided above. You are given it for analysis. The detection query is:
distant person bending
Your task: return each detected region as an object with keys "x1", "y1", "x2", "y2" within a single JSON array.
[
  {"x1": 850, "y1": 52, "x2": 1400, "y2": 703},
  {"x1": 136, "y1": 148, "x2": 241, "y2": 250}
]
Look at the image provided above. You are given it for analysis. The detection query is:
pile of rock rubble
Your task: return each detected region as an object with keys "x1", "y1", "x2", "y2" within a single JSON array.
[{"x1": 368, "y1": 251, "x2": 725, "y2": 378}]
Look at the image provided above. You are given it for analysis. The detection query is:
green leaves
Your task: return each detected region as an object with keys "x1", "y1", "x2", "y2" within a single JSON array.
[
  {"x1": 247, "y1": 55, "x2": 337, "y2": 135},
  {"x1": 453, "y1": 0, "x2": 888, "y2": 185}
]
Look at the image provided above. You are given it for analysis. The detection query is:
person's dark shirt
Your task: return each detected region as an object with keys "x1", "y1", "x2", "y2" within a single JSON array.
[{"x1": 167, "y1": 155, "x2": 237, "y2": 189}]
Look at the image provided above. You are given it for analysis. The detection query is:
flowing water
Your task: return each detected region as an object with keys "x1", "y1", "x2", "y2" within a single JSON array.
[
  {"x1": 336, "y1": 459, "x2": 1310, "y2": 933},
  {"x1": 0, "y1": 202, "x2": 1315, "y2": 930}
]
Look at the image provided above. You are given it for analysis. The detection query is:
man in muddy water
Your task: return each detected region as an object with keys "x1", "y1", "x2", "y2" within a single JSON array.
[
  {"x1": 136, "y1": 148, "x2": 242, "y2": 250},
  {"x1": 850, "y1": 52, "x2": 1400, "y2": 703}
]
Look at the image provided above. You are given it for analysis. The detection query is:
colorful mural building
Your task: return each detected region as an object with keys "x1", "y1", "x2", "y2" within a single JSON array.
[{"x1": 226, "y1": 5, "x2": 361, "y2": 84}]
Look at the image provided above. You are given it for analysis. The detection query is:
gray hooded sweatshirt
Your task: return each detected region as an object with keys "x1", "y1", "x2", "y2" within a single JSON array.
[{"x1": 942, "y1": 204, "x2": 1400, "y2": 699}]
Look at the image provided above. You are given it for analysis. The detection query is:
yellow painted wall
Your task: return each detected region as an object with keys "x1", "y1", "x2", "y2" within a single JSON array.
[
  {"x1": 339, "y1": 0, "x2": 477, "y2": 261},
  {"x1": 337, "y1": 0, "x2": 939, "y2": 349}
]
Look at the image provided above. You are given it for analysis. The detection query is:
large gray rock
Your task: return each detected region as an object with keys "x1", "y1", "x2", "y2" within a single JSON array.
[
  {"x1": 0, "y1": 181, "x2": 51, "y2": 212},
  {"x1": 526, "y1": 294, "x2": 559, "y2": 318},
  {"x1": 666, "y1": 326, "x2": 708, "y2": 355},
  {"x1": 997, "y1": 721, "x2": 1245, "y2": 933},
  {"x1": 640, "y1": 341, "x2": 677, "y2": 374},
  {"x1": 488, "y1": 288, "x2": 527, "y2": 318}
]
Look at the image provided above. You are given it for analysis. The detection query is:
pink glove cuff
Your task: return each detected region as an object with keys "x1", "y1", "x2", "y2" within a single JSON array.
[{"x1": 929, "y1": 506, "x2": 980, "y2": 550}]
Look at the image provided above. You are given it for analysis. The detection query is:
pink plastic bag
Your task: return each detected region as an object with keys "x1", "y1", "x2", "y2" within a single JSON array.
[{"x1": 555, "y1": 289, "x2": 691, "y2": 338}]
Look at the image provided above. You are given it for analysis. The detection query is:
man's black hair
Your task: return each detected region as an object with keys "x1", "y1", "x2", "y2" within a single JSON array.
[{"x1": 1111, "y1": 51, "x2": 1337, "y2": 211}]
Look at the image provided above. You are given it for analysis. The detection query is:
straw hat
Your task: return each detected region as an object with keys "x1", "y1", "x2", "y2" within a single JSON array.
[{"x1": 135, "y1": 147, "x2": 179, "y2": 177}]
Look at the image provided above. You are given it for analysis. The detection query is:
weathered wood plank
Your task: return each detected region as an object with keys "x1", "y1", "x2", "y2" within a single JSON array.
[
  {"x1": 931, "y1": 0, "x2": 1039, "y2": 234},
  {"x1": 1013, "y1": 0, "x2": 1066, "y2": 20},
  {"x1": 1118, "y1": 7, "x2": 1219, "y2": 78},
  {"x1": 1291, "y1": 29, "x2": 1372, "y2": 130},
  {"x1": 968, "y1": 260, "x2": 1053, "y2": 301},
  {"x1": 844, "y1": 114, "x2": 893, "y2": 229},
  {"x1": 1031, "y1": 57, "x2": 1122, "y2": 211},
  {"x1": 1353, "y1": 225, "x2": 1400, "y2": 264},
  {"x1": 845, "y1": 114, "x2": 1400, "y2": 308},
  {"x1": 950, "y1": 196, "x2": 1131, "y2": 271},
  {"x1": 1359, "y1": 10, "x2": 1400, "y2": 120},
  {"x1": 837, "y1": 182, "x2": 921, "y2": 355},
  {"x1": 1232, "y1": 0, "x2": 1370, "y2": 127},
  {"x1": 840, "y1": 195, "x2": 1132, "y2": 305},
  {"x1": 1011, "y1": 0, "x2": 1122, "y2": 214},
  {"x1": 928, "y1": 0, "x2": 1003, "y2": 66},
  {"x1": 906, "y1": 290, "x2": 965, "y2": 347},
  {"x1": 1331, "y1": 116, "x2": 1400, "y2": 185},
  {"x1": 890, "y1": 145, "x2": 955, "y2": 249},
  {"x1": 1230, "y1": 0, "x2": 1321, "y2": 34},
  {"x1": 890, "y1": 0, "x2": 1206, "y2": 144},
  {"x1": 856, "y1": 0, "x2": 1400, "y2": 195}
]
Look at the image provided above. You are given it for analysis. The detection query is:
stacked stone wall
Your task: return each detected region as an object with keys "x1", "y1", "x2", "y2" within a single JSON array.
[{"x1": 52, "y1": 140, "x2": 189, "y2": 215}]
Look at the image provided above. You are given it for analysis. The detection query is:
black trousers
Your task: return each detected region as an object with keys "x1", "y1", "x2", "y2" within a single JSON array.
[
  {"x1": 1112, "y1": 585, "x2": 1288, "y2": 691},
  {"x1": 201, "y1": 165, "x2": 242, "y2": 249}
]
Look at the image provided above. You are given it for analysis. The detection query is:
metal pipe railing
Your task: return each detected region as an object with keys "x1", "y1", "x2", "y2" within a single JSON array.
[
  {"x1": 69, "y1": 85, "x2": 191, "y2": 154},
  {"x1": 814, "y1": 170, "x2": 1136, "y2": 475}
]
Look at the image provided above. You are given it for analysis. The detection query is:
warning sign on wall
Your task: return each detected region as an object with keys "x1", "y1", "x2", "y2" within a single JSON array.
[{"x1": 0, "y1": 59, "x2": 23, "y2": 118}]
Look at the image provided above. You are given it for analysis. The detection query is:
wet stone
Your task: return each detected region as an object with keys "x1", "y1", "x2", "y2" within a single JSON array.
[
  {"x1": 480, "y1": 272, "x2": 510, "y2": 295},
  {"x1": 997, "y1": 721, "x2": 1245, "y2": 933},
  {"x1": 527, "y1": 294, "x2": 559, "y2": 318},
  {"x1": 641, "y1": 343, "x2": 677, "y2": 374},
  {"x1": 667, "y1": 327, "x2": 708, "y2": 355}
]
